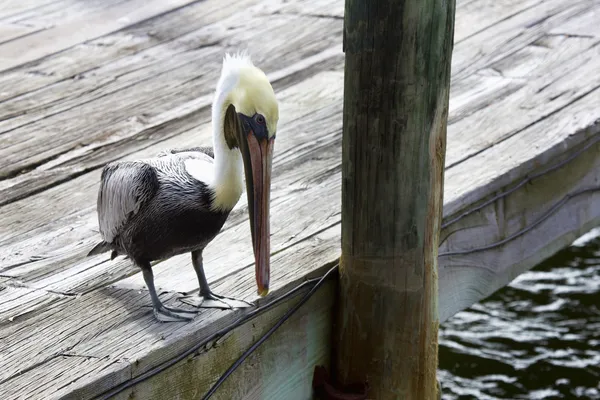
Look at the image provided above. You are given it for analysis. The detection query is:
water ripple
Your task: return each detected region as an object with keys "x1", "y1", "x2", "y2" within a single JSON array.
[{"x1": 439, "y1": 228, "x2": 600, "y2": 399}]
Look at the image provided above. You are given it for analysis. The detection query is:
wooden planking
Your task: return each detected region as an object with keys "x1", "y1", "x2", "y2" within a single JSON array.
[
  {"x1": 439, "y1": 92, "x2": 600, "y2": 322},
  {"x1": 0, "y1": 227, "x2": 340, "y2": 398},
  {"x1": 0, "y1": 0, "x2": 261, "y2": 103},
  {"x1": 1, "y1": 2, "x2": 599, "y2": 313},
  {"x1": 450, "y1": 0, "x2": 593, "y2": 80},
  {"x1": 0, "y1": 0, "x2": 599, "y2": 398},
  {"x1": 0, "y1": 0, "x2": 591, "y2": 246},
  {"x1": 0, "y1": 22, "x2": 44, "y2": 45},
  {"x1": 0, "y1": 0, "x2": 564, "y2": 188},
  {"x1": 0, "y1": 0, "x2": 203, "y2": 72},
  {"x1": 110, "y1": 281, "x2": 335, "y2": 400},
  {"x1": 0, "y1": 284, "x2": 71, "y2": 323},
  {"x1": 548, "y1": 5, "x2": 599, "y2": 38},
  {"x1": 0, "y1": 15, "x2": 343, "y2": 185},
  {"x1": 0, "y1": 2, "x2": 336, "y2": 134},
  {"x1": 1, "y1": 353, "x2": 130, "y2": 400},
  {"x1": 447, "y1": 35, "x2": 600, "y2": 169},
  {"x1": 0, "y1": 0, "x2": 56, "y2": 20}
]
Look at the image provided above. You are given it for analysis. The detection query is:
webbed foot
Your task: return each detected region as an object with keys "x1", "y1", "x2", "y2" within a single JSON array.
[
  {"x1": 179, "y1": 292, "x2": 253, "y2": 309},
  {"x1": 153, "y1": 305, "x2": 197, "y2": 322}
]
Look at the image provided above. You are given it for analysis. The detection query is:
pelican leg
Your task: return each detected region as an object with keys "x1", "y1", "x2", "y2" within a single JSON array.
[
  {"x1": 142, "y1": 267, "x2": 196, "y2": 322},
  {"x1": 179, "y1": 250, "x2": 253, "y2": 309}
]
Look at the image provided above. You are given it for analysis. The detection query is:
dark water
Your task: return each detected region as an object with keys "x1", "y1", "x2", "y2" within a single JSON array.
[{"x1": 439, "y1": 228, "x2": 600, "y2": 400}]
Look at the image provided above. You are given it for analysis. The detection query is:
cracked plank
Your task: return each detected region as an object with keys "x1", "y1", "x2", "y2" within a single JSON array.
[
  {"x1": 448, "y1": 34, "x2": 600, "y2": 168},
  {"x1": 0, "y1": 226, "x2": 339, "y2": 399},
  {"x1": 0, "y1": 350, "x2": 131, "y2": 400},
  {"x1": 0, "y1": 0, "x2": 261, "y2": 103},
  {"x1": 0, "y1": 71, "x2": 344, "y2": 298},
  {"x1": 0, "y1": 13, "x2": 343, "y2": 185},
  {"x1": 0, "y1": 0, "x2": 204, "y2": 73},
  {"x1": 0, "y1": 0, "x2": 599, "y2": 398}
]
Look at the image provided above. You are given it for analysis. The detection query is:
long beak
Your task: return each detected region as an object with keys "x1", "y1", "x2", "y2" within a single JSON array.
[{"x1": 239, "y1": 126, "x2": 274, "y2": 297}]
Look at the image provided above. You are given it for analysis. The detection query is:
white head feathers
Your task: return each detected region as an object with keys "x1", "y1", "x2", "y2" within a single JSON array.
[{"x1": 215, "y1": 51, "x2": 279, "y2": 137}]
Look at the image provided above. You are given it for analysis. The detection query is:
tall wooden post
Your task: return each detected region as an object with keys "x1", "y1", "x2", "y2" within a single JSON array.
[{"x1": 334, "y1": 0, "x2": 455, "y2": 398}]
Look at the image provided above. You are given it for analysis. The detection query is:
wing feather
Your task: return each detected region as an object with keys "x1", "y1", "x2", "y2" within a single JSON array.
[
  {"x1": 157, "y1": 146, "x2": 214, "y2": 159},
  {"x1": 97, "y1": 161, "x2": 159, "y2": 243}
]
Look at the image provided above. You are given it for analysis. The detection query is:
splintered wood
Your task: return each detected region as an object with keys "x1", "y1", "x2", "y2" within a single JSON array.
[{"x1": 0, "y1": 0, "x2": 599, "y2": 399}]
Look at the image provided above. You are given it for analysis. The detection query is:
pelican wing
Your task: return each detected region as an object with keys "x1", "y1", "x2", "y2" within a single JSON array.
[{"x1": 97, "y1": 161, "x2": 159, "y2": 243}]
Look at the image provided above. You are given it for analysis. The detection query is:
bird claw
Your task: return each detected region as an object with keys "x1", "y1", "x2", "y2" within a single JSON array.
[
  {"x1": 179, "y1": 292, "x2": 253, "y2": 309},
  {"x1": 153, "y1": 305, "x2": 196, "y2": 322}
]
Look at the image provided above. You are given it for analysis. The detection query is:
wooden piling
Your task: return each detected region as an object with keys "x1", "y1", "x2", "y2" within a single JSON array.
[{"x1": 333, "y1": 0, "x2": 456, "y2": 398}]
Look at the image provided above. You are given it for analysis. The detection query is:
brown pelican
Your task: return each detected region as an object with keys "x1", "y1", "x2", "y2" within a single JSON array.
[{"x1": 87, "y1": 52, "x2": 278, "y2": 322}]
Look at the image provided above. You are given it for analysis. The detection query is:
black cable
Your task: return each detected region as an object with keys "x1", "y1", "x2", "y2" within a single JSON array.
[
  {"x1": 439, "y1": 185, "x2": 600, "y2": 257},
  {"x1": 95, "y1": 268, "x2": 333, "y2": 400},
  {"x1": 202, "y1": 263, "x2": 339, "y2": 399},
  {"x1": 97, "y1": 137, "x2": 599, "y2": 399},
  {"x1": 441, "y1": 136, "x2": 600, "y2": 230}
]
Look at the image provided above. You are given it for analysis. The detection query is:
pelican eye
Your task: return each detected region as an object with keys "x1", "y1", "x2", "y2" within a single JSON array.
[{"x1": 255, "y1": 114, "x2": 266, "y2": 125}]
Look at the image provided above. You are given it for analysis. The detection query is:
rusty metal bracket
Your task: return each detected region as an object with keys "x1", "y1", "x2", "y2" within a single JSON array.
[{"x1": 312, "y1": 365, "x2": 368, "y2": 400}]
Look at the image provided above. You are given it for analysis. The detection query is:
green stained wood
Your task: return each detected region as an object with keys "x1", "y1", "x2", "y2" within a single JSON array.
[{"x1": 334, "y1": 0, "x2": 456, "y2": 398}]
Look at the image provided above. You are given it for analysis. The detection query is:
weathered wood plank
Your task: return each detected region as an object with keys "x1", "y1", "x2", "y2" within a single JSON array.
[
  {"x1": 0, "y1": 0, "x2": 599, "y2": 398},
  {"x1": 0, "y1": 22, "x2": 44, "y2": 45},
  {"x1": 2, "y1": 5, "x2": 599, "y2": 310},
  {"x1": 110, "y1": 281, "x2": 335, "y2": 400},
  {"x1": 0, "y1": 226, "x2": 340, "y2": 398},
  {"x1": 0, "y1": 0, "x2": 204, "y2": 73},
  {"x1": 1, "y1": 353, "x2": 129, "y2": 400},
  {"x1": 333, "y1": 0, "x2": 453, "y2": 397},
  {"x1": 0, "y1": 0, "x2": 574, "y2": 191},
  {"x1": 0, "y1": 15, "x2": 343, "y2": 186},
  {"x1": 0, "y1": 0, "x2": 55, "y2": 20},
  {"x1": 451, "y1": 0, "x2": 593, "y2": 80},
  {"x1": 0, "y1": 283, "x2": 71, "y2": 322},
  {"x1": 0, "y1": 0, "x2": 261, "y2": 102}
]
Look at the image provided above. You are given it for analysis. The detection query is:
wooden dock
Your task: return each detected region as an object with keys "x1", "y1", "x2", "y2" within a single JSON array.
[{"x1": 0, "y1": 0, "x2": 599, "y2": 398}]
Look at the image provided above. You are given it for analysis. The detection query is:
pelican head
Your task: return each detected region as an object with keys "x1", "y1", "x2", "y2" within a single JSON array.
[{"x1": 217, "y1": 52, "x2": 279, "y2": 297}]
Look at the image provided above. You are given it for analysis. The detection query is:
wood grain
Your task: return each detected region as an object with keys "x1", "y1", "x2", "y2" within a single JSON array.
[
  {"x1": 0, "y1": 0, "x2": 204, "y2": 73},
  {"x1": 333, "y1": 0, "x2": 453, "y2": 397},
  {"x1": 0, "y1": 0, "x2": 599, "y2": 398}
]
